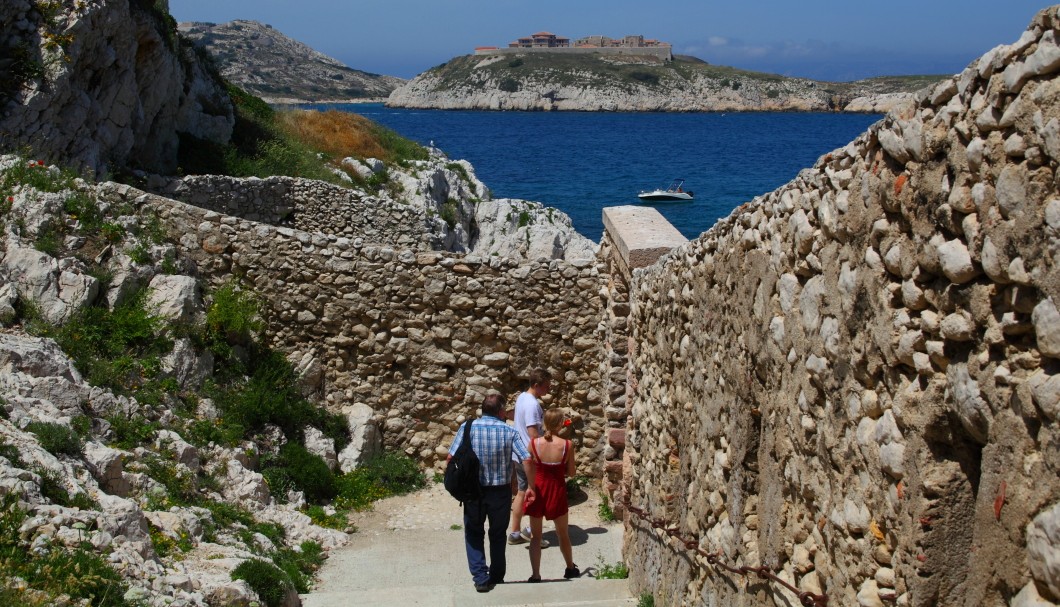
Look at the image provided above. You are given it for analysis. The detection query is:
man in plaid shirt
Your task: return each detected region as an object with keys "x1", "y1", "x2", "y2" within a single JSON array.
[{"x1": 448, "y1": 393, "x2": 536, "y2": 592}]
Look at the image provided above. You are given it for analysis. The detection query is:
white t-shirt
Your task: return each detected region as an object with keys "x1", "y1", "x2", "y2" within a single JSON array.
[{"x1": 513, "y1": 390, "x2": 543, "y2": 451}]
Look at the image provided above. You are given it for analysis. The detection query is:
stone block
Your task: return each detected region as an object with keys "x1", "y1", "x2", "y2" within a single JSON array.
[{"x1": 602, "y1": 206, "x2": 687, "y2": 271}]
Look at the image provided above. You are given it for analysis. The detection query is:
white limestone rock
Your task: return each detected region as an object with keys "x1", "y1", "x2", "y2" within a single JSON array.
[
  {"x1": 1034, "y1": 299, "x2": 1060, "y2": 359},
  {"x1": 1028, "y1": 501, "x2": 1060, "y2": 600},
  {"x1": 1, "y1": 245, "x2": 99, "y2": 324},
  {"x1": 338, "y1": 403, "x2": 382, "y2": 473},
  {"x1": 146, "y1": 274, "x2": 203, "y2": 324},
  {"x1": 947, "y1": 363, "x2": 991, "y2": 444},
  {"x1": 936, "y1": 239, "x2": 979, "y2": 284},
  {"x1": 304, "y1": 426, "x2": 339, "y2": 471},
  {"x1": 83, "y1": 441, "x2": 132, "y2": 497},
  {"x1": 472, "y1": 198, "x2": 596, "y2": 262}
]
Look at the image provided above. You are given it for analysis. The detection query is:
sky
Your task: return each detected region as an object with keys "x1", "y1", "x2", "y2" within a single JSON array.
[{"x1": 169, "y1": 1, "x2": 1054, "y2": 81}]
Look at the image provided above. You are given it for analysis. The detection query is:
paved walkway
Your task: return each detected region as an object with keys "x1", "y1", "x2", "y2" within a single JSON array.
[{"x1": 302, "y1": 480, "x2": 634, "y2": 607}]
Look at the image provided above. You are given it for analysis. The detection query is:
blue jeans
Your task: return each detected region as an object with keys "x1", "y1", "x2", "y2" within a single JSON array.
[{"x1": 463, "y1": 484, "x2": 512, "y2": 585}]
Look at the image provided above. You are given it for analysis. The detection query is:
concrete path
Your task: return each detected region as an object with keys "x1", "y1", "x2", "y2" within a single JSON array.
[{"x1": 302, "y1": 480, "x2": 634, "y2": 607}]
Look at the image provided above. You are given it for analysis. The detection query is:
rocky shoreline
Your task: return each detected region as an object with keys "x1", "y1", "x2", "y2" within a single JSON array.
[{"x1": 387, "y1": 54, "x2": 942, "y2": 114}]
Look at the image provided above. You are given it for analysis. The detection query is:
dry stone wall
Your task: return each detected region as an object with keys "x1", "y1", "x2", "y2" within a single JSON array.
[
  {"x1": 147, "y1": 174, "x2": 433, "y2": 249},
  {"x1": 622, "y1": 8, "x2": 1060, "y2": 607},
  {"x1": 97, "y1": 183, "x2": 609, "y2": 471}
]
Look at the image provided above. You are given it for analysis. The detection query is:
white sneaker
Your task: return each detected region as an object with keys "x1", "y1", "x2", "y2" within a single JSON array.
[{"x1": 521, "y1": 527, "x2": 549, "y2": 548}]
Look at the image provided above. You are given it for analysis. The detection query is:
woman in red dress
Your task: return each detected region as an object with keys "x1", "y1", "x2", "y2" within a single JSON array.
[{"x1": 525, "y1": 408, "x2": 579, "y2": 581}]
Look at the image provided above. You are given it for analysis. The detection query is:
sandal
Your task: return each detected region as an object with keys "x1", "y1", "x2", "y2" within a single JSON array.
[
  {"x1": 564, "y1": 565, "x2": 580, "y2": 579},
  {"x1": 528, "y1": 575, "x2": 541, "y2": 583}
]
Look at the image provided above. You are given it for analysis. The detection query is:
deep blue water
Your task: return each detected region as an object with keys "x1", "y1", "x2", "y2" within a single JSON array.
[{"x1": 308, "y1": 103, "x2": 881, "y2": 241}]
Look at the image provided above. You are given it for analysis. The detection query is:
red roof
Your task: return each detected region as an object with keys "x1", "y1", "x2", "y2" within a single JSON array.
[
  {"x1": 475, "y1": 46, "x2": 499, "y2": 50},
  {"x1": 532, "y1": 31, "x2": 554, "y2": 37}
]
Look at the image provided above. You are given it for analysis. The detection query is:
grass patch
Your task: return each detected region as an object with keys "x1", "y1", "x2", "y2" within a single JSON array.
[
  {"x1": 178, "y1": 90, "x2": 427, "y2": 183},
  {"x1": 334, "y1": 452, "x2": 425, "y2": 511}
]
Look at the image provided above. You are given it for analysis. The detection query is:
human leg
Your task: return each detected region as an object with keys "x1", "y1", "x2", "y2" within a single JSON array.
[
  {"x1": 528, "y1": 515, "x2": 544, "y2": 580},
  {"x1": 508, "y1": 464, "x2": 528, "y2": 540},
  {"x1": 553, "y1": 514, "x2": 578, "y2": 576},
  {"x1": 485, "y1": 486, "x2": 511, "y2": 585},
  {"x1": 463, "y1": 497, "x2": 490, "y2": 586}
]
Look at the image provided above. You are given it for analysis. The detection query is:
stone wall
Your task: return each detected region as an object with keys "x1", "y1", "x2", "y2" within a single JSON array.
[
  {"x1": 98, "y1": 183, "x2": 609, "y2": 471},
  {"x1": 621, "y1": 8, "x2": 1060, "y2": 607},
  {"x1": 148, "y1": 174, "x2": 433, "y2": 250}
]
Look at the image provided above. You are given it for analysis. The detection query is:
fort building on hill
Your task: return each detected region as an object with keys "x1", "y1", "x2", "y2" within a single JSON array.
[{"x1": 474, "y1": 31, "x2": 673, "y2": 61}]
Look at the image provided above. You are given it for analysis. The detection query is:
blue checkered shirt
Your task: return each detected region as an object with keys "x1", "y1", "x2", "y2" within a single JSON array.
[{"x1": 448, "y1": 416, "x2": 530, "y2": 487}]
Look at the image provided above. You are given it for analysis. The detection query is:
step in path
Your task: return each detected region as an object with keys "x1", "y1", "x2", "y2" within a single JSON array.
[{"x1": 302, "y1": 480, "x2": 634, "y2": 607}]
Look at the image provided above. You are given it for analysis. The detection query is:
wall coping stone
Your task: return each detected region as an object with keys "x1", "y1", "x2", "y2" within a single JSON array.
[{"x1": 603, "y1": 206, "x2": 688, "y2": 271}]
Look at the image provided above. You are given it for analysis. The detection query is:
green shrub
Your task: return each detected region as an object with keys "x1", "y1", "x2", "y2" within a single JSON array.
[
  {"x1": 629, "y1": 70, "x2": 660, "y2": 86},
  {"x1": 507, "y1": 58, "x2": 524, "y2": 68},
  {"x1": 440, "y1": 198, "x2": 458, "y2": 229},
  {"x1": 272, "y1": 541, "x2": 325, "y2": 593},
  {"x1": 518, "y1": 210, "x2": 530, "y2": 228},
  {"x1": 141, "y1": 453, "x2": 198, "y2": 506},
  {"x1": 106, "y1": 414, "x2": 159, "y2": 449},
  {"x1": 231, "y1": 559, "x2": 294, "y2": 607},
  {"x1": 26, "y1": 421, "x2": 82, "y2": 456},
  {"x1": 31, "y1": 464, "x2": 98, "y2": 509},
  {"x1": 212, "y1": 346, "x2": 349, "y2": 449},
  {"x1": 262, "y1": 443, "x2": 336, "y2": 504},
  {"x1": 206, "y1": 281, "x2": 263, "y2": 353},
  {"x1": 637, "y1": 592, "x2": 655, "y2": 607},
  {"x1": 33, "y1": 224, "x2": 63, "y2": 256},
  {"x1": 445, "y1": 162, "x2": 472, "y2": 186},
  {"x1": 498, "y1": 77, "x2": 520, "y2": 93}
]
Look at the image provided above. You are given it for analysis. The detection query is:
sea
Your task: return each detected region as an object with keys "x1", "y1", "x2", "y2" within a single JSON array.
[{"x1": 306, "y1": 103, "x2": 881, "y2": 242}]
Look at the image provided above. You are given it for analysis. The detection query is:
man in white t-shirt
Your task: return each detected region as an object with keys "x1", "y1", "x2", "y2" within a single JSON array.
[{"x1": 508, "y1": 368, "x2": 552, "y2": 545}]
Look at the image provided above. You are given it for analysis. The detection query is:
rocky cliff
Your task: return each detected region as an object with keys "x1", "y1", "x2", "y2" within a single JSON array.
[
  {"x1": 179, "y1": 20, "x2": 405, "y2": 104},
  {"x1": 611, "y1": 6, "x2": 1060, "y2": 606},
  {"x1": 387, "y1": 53, "x2": 944, "y2": 113},
  {"x1": 0, "y1": 0, "x2": 233, "y2": 177}
]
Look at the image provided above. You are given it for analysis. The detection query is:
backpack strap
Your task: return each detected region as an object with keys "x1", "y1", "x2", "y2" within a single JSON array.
[{"x1": 461, "y1": 419, "x2": 474, "y2": 453}]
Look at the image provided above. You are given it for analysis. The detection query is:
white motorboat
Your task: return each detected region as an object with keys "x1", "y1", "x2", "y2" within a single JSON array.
[{"x1": 638, "y1": 179, "x2": 694, "y2": 202}]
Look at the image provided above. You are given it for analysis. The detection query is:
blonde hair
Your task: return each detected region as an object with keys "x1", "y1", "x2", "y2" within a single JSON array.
[{"x1": 542, "y1": 409, "x2": 565, "y2": 440}]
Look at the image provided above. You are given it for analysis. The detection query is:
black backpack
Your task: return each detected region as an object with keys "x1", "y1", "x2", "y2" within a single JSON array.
[{"x1": 444, "y1": 420, "x2": 482, "y2": 503}]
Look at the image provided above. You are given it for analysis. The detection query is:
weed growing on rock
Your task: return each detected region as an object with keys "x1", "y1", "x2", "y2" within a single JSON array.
[
  {"x1": 637, "y1": 592, "x2": 655, "y2": 607},
  {"x1": 598, "y1": 493, "x2": 616, "y2": 522},
  {"x1": 593, "y1": 554, "x2": 629, "y2": 580}
]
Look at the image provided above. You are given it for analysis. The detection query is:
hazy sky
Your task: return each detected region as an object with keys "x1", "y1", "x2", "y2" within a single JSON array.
[{"x1": 169, "y1": 1, "x2": 1052, "y2": 81}]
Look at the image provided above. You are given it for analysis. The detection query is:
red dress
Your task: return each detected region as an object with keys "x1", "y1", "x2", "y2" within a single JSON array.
[{"x1": 525, "y1": 438, "x2": 570, "y2": 521}]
